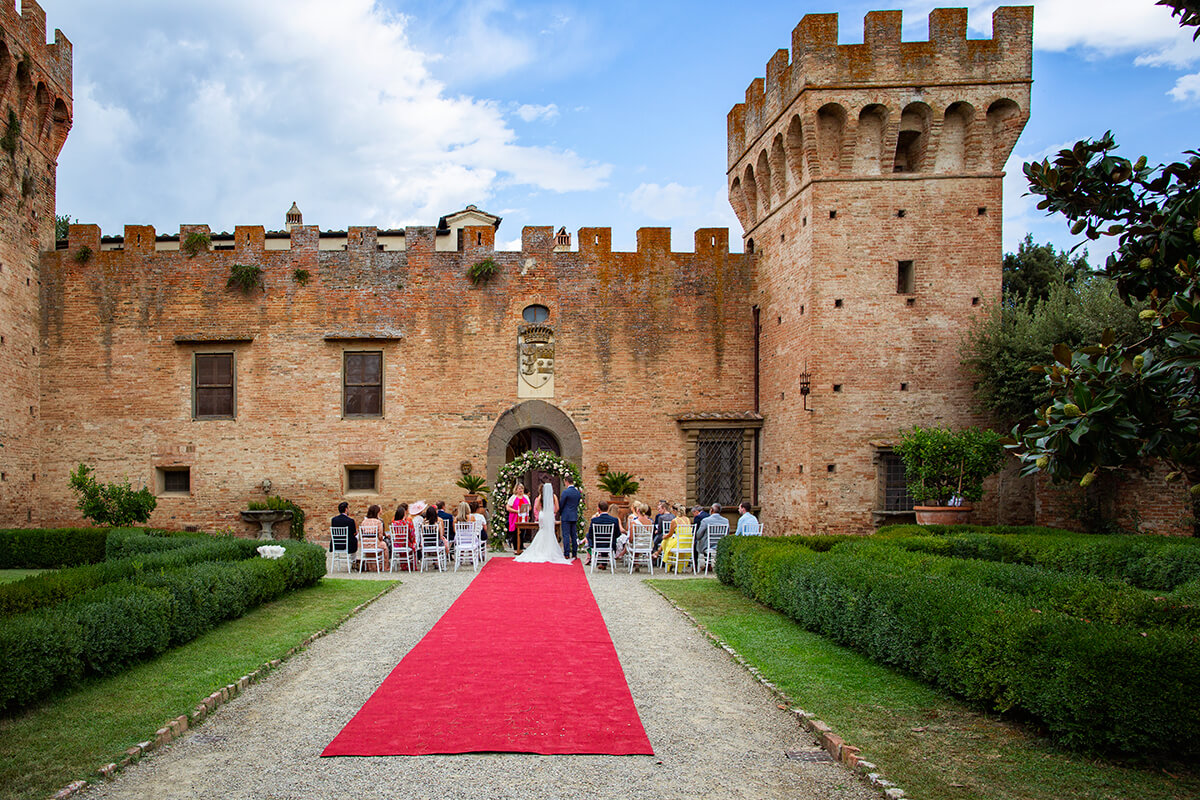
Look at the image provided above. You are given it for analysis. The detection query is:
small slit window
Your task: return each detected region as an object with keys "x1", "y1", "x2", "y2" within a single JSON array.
[
  {"x1": 522, "y1": 304, "x2": 550, "y2": 323},
  {"x1": 897, "y1": 260, "x2": 914, "y2": 294},
  {"x1": 158, "y1": 467, "x2": 191, "y2": 495}
]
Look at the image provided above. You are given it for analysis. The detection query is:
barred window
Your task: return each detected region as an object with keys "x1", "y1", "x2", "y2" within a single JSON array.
[
  {"x1": 879, "y1": 452, "x2": 914, "y2": 512},
  {"x1": 344, "y1": 352, "x2": 383, "y2": 417},
  {"x1": 696, "y1": 428, "x2": 744, "y2": 507},
  {"x1": 194, "y1": 353, "x2": 234, "y2": 418},
  {"x1": 347, "y1": 467, "x2": 377, "y2": 492}
]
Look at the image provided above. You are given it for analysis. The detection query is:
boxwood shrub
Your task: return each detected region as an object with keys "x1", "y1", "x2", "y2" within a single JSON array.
[
  {"x1": 0, "y1": 528, "x2": 109, "y2": 569},
  {"x1": 880, "y1": 527, "x2": 1200, "y2": 590},
  {"x1": 717, "y1": 535, "x2": 1200, "y2": 756},
  {"x1": 0, "y1": 539, "x2": 325, "y2": 713},
  {"x1": 0, "y1": 535, "x2": 262, "y2": 618}
]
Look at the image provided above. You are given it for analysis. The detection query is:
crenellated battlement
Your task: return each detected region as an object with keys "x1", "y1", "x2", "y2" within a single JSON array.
[
  {"x1": 65, "y1": 223, "x2": 741, "y2": 258},
  {"x1": 1, "y1": 0, "x2": 72, "y2": 95},
  {"x1": 729, "y1": 6, "x2": 1031, "y2": 167},
  {"x1": 0, "y1": 0, "x2": 73, "y2": 162}
]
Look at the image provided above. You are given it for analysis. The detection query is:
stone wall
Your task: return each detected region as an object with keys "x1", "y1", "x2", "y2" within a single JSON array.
[
  {"x1": 37, "y1": 224, "x2": 756, "y2": 535},
  {"x1": 0, "y1": 0, "x2": 71, "y2": 525}
]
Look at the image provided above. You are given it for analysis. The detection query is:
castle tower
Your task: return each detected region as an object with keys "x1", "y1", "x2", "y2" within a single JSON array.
[
  {"x1": 730, "y1": 7, "x2": 1032, "y2": 533},
  {"x1": 0, "y1": 0, "x2": 71, "y2": 524},
  {"x1": 285, "y1": 201, "x2": 302, "y2": 230}
]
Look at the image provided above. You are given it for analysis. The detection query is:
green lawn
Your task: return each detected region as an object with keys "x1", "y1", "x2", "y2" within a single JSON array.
[
  {"x1": 651, "y1": 578, "x2": 1200, "y2": 800},
  {"x1": 0, "y1": 569, "x2": 45, "y2": 584},
  {"x1": 0, "y1": 577, "x2": 395, "y2": 800}
]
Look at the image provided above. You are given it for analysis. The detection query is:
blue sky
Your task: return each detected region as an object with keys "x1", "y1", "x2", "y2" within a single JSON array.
[{"x1": 45, "y1": 0, "x2": 1200, "y2": 261}]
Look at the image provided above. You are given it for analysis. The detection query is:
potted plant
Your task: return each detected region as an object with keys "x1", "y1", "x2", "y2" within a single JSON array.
[
  {"x1": 895, "y1": 426, "x2": 1005, "y2": 525},
  {"x1": 598, "y1": 470, "x2": 640, "y2": 522},
  {"x1": 456, "y1": 473, "x2": 488, "y2": 504}
]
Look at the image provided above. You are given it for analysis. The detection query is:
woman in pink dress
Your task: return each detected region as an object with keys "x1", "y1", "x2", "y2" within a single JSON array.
[
  {"x1": 506, "y1": 483, "x2": 530, "y2": 550},
  {"x1": 390, "y1": 502, "x2": 417, "y2": 570}
]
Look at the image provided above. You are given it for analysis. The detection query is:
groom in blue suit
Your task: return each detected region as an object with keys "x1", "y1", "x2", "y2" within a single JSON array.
[{"x1": 559, "y1": 474, "x2": 582, "y2": 560}]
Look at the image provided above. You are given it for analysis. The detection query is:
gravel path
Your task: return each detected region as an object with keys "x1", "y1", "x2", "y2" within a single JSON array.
[{"x1": 82, "y1": 558, "x2": 876, "y2": 800}]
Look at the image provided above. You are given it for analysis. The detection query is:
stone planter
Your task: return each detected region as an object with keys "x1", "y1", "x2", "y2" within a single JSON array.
[
  {"x1": 240, "y1": 509, "x2": 294, "y2": 540},
  {"x1": 913, "y1": 504, "x2": 973, "y2": 526}
]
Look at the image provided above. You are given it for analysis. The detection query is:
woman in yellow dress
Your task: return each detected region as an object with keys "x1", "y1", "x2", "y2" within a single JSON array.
[{"x1": 655, "y1": 503, "x2": 692, "y2": 568}]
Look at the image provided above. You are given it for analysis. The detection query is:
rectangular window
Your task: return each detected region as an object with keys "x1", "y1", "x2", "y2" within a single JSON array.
[
  {"x1": 897, "y1": 260, "x2": 914, "y2": 294},
  {"x1": 696, "y1": 429, "x2": 744, "y2": 508},
  {"x1": 194, "y1": 353, "x2": 234, "y2": 418},
  {"x1": 346, "y1": 466, "x2": 377, "y2": 493},
  {"x1": 878, "y1": 452, "x2": 914, "y2": 512},
  {"x1": 343, "y1": 351, "x2": 383, "y2": 417},
  {"x1": 157, "y1": 467, "x2": 191, "y2": 495}
]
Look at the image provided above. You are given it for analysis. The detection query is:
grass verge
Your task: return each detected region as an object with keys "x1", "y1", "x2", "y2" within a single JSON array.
[
  {"x1": 651, "y1": 578, "x2": 1200, "y2": 800},
  {"x1": 0, "y1": 569, "x2": 44, "y2": 584},
  {"x1": 0, "y1": 577, "x2": 395, "y2": 800}
]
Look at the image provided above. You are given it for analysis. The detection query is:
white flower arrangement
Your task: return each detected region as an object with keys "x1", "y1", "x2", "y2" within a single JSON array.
[{"x1": 256, "y1": 545, "x2": 286, "y2": 559}]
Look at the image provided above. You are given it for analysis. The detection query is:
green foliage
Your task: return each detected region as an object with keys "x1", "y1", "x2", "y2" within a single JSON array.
[
  {"x1": 73, "y1": 245, "x2": 92, "y2": 265},
  {"x1": 55, "y1": 214, "x2": 73, "y2": 241},
  {"x1": 292, "y1": 267, "x2": 310, "y2": 285},
  {"x1": 467, "y1": 258, "x2": 498, "y2": 285},
  {"x1": 181, "y1": 230, "x2": 211, "y2": 257},
  {"x1": 246, "y1": 495, "x2": 306, "y2": 540},
  {"x1": 455, "y1": 473, "x2": 488, "y2": 494},
  {"x1": 0, "y1": 528, "x2": 108, "y2": 569},
  {"x1": 895, "y1": 426, "x2": 1005, "y2": 505},
  {"x1": 1015, "y1": 130, "x2": 1200, "y2": 525},
  {"x1": 68, "y1": 464, "x2": 156, "y2": 527},
  {"x1": 226, "y1": 263, "x2": 264, "y2": 294},
  {"x1": 0, "y1": 108, "x2": 19, "y2": 156},
  {"x1": 963, "y1": 278, "x2": 1144, "y2": 424},
  {"x1": 0, "y1": 538, "x2": 325, "y2": 713},
  {"x1": 1003, "y1": 233, "x2": 1093, "y2": 304},
  {"x1": 598, "y1": 470, "x2": 640, "y2": 497},
  {"x1": 717, "y1": 534, "x2": 1200, "y2": 756}
]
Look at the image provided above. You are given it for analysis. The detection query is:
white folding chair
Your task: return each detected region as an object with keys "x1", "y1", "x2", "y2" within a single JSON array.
[
  {"x1": 589, "y1": 523, "x2": 616, "y2": 573},
  {"x1": 472, "y1": 521, "x2": 487, "y2": 564},
  {"x1": 454, "y1": 522, "x2": 482, "y2": 572},
  {"x1": 700, "y1": 519, "x2": 729, "y2": 575},
  {"x1": 665, "y1": 525, "x2": 694, "y2": 574},
  {"x1": 389, "y1": 521, "x2": 415, "y2": 572},
  {"x1": 741, "y1": 521, "x2": 762, "y2": 536},
  {"x1": 626, "y1": 521, "x2": 655, "y2": 574},
  {"x1": 330, "y1": 526, "x2": 352, "y2": 573},
  {"x1": 419, "y1": 523, "x2": 445, "y2": 572},
  {"x1": 357, "y1": 526, "x2": 384, "y2": 572}
]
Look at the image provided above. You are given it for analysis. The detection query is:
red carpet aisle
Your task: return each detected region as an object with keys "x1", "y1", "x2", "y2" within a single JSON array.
[{"x1": 322, "y1": 558, "x2": 654, "y2": 756}]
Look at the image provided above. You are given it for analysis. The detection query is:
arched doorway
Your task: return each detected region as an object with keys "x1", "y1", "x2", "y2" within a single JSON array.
[
  {"x1": 487, "y1": 399, "x2": 583, "y2": 501},
  {"x1": 505, "y1": 428, "x2": 562, "y2": 499}
]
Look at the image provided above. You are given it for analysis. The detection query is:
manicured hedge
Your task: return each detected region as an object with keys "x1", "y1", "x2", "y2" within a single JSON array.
[
  {"x1": 717, "y1": 535, "x2": 1200, "y2": 756},
  {"x1": 879, "y1": 526, "x2": 1200, "y2": 590},
  {"x1": 0, "y1": 539, "x2": 325, "y2": 712},
  {"x1": 0, "y1": 535, "x2": 262, "y2": 618},
  {"x1": 105, "y1": 528, "x2": 213, "y2": 560},
  {"x1": 0, "y1": 528, "x2": 109, "y2": 569}
]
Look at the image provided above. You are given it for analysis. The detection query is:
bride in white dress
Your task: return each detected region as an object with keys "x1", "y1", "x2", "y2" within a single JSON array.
[{"x1": 513, "y1": 483, "x2": 572, "y2": 564}]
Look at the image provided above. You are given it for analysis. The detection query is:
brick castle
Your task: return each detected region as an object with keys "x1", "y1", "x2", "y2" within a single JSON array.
[{"x1": 0, "y1": 4, "x2": 1189, "y2": 536}]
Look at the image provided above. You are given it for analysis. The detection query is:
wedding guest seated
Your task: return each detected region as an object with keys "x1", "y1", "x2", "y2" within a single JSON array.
[
  {"x1": 330, "y1": 501, "x2": 358, "y2": 566},
  {"x1": 422, "y1": 502, "x2": 451, "y2": 560},
  {"x1": 691, "y1": 504, "x2": 709, "y2": 529},
  {"x1": 436, "y1": 500, "x2": 456, "y2": 545},
  {"x1": 652, "y1": 500, "x2": 675, "y2": 552},
  {"x1": 735, "y1": 501, "x2": 759, "y2": 535},
  {"x1": 585, "y1": 500, "x2": 623, "y2": 567},
  {"x1": 625, "y1": 501, "x2": 654, "y2": 558},
  {"x1": 454, "y1": 501, "x2": 484, "y2": 547},
  {"x1": 390, "y1": 502, "x2": 417, "y2": 568},
  {"x1": 359, "y1": 504, "x2": 385, "y2": 571},
  {"x1": 693, "y1": 502, "x2": 724, "y2": 563},
  {"x1": 654, "y1": 503, "x2": 692, "y2": 564},
  {"x1": 469, "y1": 501, "x2": 488, "y2": 542}
]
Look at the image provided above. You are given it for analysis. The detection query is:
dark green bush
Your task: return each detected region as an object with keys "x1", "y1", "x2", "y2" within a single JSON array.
[
  {"x1": 0, "y1": 540, "x2": 326, "y2": 714},
  {"x1": 0, "y1": 535, "x2": 261, "y2": 618},
  {"x1": 105, "y1": 528, "x2": 210, "y2": 560},
  {"x1": 0, "y1": 528, "x2": 109, "y2": 568},
  {"x1": 881, "y1": 527, "x2": 1200, "y2": 590},
  {"x1": 717, "y1": 535, "x2": 1200, "y2": 756}
]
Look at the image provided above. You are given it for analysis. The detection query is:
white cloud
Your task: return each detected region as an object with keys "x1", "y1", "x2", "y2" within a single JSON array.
[
  {"x1": 1169, "y1": 72, "x2": 1200, "y2": 102},
  {"x1": 904, "y1": 1, "x2": 1198, "y2": 65},
  {"x1": 625, "y1": 182, "x2": 705, "y2": 221},
  {"x1": 52, "y1": 0, "x2": 610, "y2": 233},
  {"x1": 516, "y1": 103, "x2": 560, "y2": 122}
]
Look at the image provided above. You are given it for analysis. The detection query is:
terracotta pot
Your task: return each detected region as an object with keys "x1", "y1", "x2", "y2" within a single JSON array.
[
  {"x1": 463, "y1": 493, "x2": 480, "y2": 505},
  {"x1": 914, "y1": 504, "x2": 973, "y2": 525}
]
